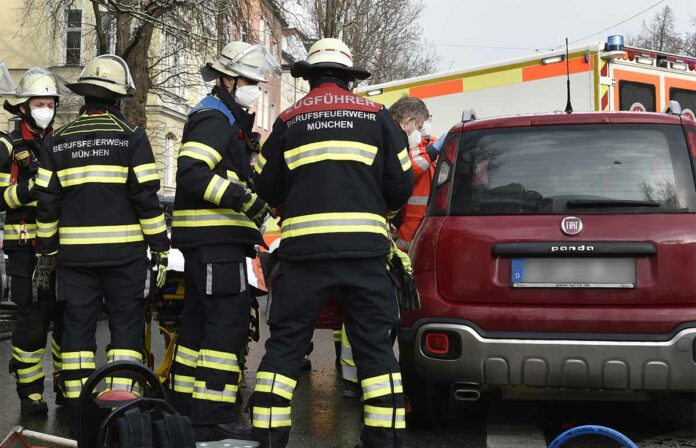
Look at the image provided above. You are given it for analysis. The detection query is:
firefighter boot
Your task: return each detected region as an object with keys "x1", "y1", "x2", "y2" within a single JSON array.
[
  {"x1": 194, "y1": 420, "x2": 253, "y2": 442},
  {"x1": 21, "y1": 393, "x2": 48, "y2": 415}
]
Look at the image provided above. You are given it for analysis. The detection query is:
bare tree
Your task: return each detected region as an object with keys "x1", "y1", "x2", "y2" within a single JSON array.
[
  {"x1": 21, "y1": 0, "x2": 256, "y2": 127},
  {"x1": 684, "y1": 16, "x2": 696, "y2": 57},
  {"x1": 279, "y1": 0, "x2": 438, "y2": 85},
  {"x1": 626, "y1": 5, "x2": 693, "y2": 55}
]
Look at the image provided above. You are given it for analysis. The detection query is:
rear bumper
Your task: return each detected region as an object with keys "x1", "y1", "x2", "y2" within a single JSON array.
[{"x1": 408, "y1": 322, "x2": 696, "y2": 392}]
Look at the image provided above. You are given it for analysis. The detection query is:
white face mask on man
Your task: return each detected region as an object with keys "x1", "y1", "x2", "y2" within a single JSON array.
[
  {"x1": 407, "y1": 129, "x2": 422, "y2": 149},
  {"x1": 31, "y1": 107, "x2": 54, "y2": 130},
  {"x1": 235, "y1": 85, "x2": 261, "y2": 108}
]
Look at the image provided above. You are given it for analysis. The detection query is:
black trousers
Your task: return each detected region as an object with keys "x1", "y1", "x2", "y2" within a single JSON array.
[
  {"x1": 170, "y1": 245, "x2": 251, "y2": 425},
  {"x1": 252, "y1": 258, "x2": 404, "y2": 448},
  {"x1": 57, "y1": 258, "x2": 149, "y2": 402},
  {"x1": 8, "y1": 251, "x2": 63, "y2": 399}
]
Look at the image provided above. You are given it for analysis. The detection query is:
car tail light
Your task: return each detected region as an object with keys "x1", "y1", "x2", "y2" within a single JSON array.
[{"x1": 424, "y1": 332, "x2": 450, "y2": 355}]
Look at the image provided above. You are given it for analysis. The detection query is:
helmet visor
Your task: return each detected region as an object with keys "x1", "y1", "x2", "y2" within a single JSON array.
[
  {"x1": 16, "y1": 67, "x2": 71, "y2": 98},
  {"x1": 223, "y1": 44, "x2": 282, "y2": 82},
  {"x1": 79, "y1": 54, "x2": 135, "y2": 90},
  {"x1": 0, "y1": 62, "x2": 17, "y2": 95}
]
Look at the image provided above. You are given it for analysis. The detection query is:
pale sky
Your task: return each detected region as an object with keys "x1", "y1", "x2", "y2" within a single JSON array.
[{"x1": 421, "y1": 0, "x2": 696, "y2": 72}]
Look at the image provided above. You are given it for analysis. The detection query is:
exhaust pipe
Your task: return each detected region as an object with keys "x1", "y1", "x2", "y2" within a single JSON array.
[{"x1": 453, "y1": 386, "x2": 481, "y2": 401}]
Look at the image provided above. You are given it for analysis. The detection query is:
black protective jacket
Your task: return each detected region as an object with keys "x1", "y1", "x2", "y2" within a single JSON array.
[
  {"x1": 35, "y1": 101, "x2": 169, "y2": 266},
  {"x1": 254, "y1": 81, "x2": 414, "y2": 261}
]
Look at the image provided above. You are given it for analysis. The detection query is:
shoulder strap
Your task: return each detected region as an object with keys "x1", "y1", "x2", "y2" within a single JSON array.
[{"x1": 189, "y1": 95, "x2": 236, "y2": 126}]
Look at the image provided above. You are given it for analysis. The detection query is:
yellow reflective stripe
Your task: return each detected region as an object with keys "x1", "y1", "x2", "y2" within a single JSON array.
[
  {"x1": 36, "y1": 168, "x2": 53, "y2": 188},
  {"x1": 226, "y1": 170, "x2": 246, "y2": 186},
  {"x1": 203, "y1": 175, "x2": 231, "y2": 206},
  {"x1": 106, "y1": 349, "x2": 143, "y2": 363},
  {"x1": 57, "y1": 165, "x2": 129, "y2": 187},
  {"x1": 12, "y1": 346, "x2": 45, "y2": 363},
  {"x1": 139, "y1": 214, "x2": 167, "y2": 235},
  {"x1": 172, "y1": 374, "x2": 195, "y2": 394},
  {"x1": 4, "y1": 223, "x2": 37, "y2": 241},
  {"x1": 132, "y1": 163, "x2": 159, "y2": 183},
  {"x1": 255, "y1": 371, "x2": 296, "y2": 400},
  {"x1": 105, "y1": 377, "x2": 143, "y2": 395},
  {"x1": 362, "y1": 373, "x2": 402, "y2": 400},
  {"x1": 281, "y1": 212, "x2": 388, "y2": 239},
  {"x1": 174, "y1": 345, "x2": 198, "y2": 368},
  {"x1": 3, "y1": 184, "x2": 21, "y2": 209},
  {"x1": 64, "y1": 378, "x2": 88, "y2": 398},
  {"x1": 364, "y1": 405, "x2": 406, "y2": 428},
  {"x1": 197, "y1": 349, "x2": 240, "y2": 372},
  {"x1": 397, "y1": 147, "x2": 411, "y2": 171},
  {"x1": 37, "y1": 220, "x2": 59, "y2": 238},
  {"x1": 284, "y1": 140, "x2": 378, "y2": 170},
  {"x1": 0, "y1": 136, "x2": 12, "y2": 155},
  {"x1": 255, "y1": 153, "x2": 267, "y2": 174},
  {"x1": 62, "y1": 351, "x2": 96, "y2": 370},
  {"x1": 192, "y1": 381, "x2": 238, "y2": 403},
  {"x1": 171, "y1": 209, "x2": 256, "y2": 229},
  {"x1": 16, "y1": 363, "x2": 45, "y2": 384},
  {"x1": 59, "y1": 224, "x2": 144, "y2": 245},
  {"x1": 178, "y1": 141, "x2": 222, "y2": 169},
  {"x1": 252, "y1": 406, "x2": 292, "y2": 429},
  {"x1": 0, "y1": 172, "x2": 11, "y2": 187}
]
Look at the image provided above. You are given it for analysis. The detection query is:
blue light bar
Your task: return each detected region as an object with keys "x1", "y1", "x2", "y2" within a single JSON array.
[{"x1": 607, "y1": 35, "x2": 625, "y2": 52}]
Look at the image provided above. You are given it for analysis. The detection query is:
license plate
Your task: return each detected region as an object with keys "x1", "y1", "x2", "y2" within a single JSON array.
[{"x1": 511, "y1": 258, "x2": 635, "y2": 288}]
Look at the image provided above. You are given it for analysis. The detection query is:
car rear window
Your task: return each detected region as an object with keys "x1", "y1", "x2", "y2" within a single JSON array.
[{"x1": 448, "y1": 124, "x2": 696, "y2": 215}]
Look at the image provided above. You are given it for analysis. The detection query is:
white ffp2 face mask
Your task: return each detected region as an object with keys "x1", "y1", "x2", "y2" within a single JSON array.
[
  {"x1": 31, "y1": 107, "x2": 54, "y2": 130},
  {"x1": 407, "y1": 129, "x2": 422, "y2": 149},
  {"x1": 235, "y1": 85, "x2": 261, "y2": 108}
]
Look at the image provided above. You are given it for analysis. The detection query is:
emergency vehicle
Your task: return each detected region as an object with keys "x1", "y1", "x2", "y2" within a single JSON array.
[{"x1": 355, "y1": 36, "x2": 696, "y2": 135}]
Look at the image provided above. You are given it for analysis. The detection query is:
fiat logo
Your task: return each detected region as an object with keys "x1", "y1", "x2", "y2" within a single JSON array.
[{"x1": 561, "y1": 217, "x2": 583, "y2": 236}]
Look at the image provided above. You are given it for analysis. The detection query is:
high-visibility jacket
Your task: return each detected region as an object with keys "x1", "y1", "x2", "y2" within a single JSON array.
[
  {"x1": 254, "y1": 81, "x2": 414, "y2": 261},
  {"x1": 35, "y1": 101, "x2": 169, "y2": 266},
  {"x1": 0, "y1": 124, "x2": 46, "y2": 255},
  {"x1": 396, "y1": 136, "x2": 437, "y2": 251},
  {"x1": 172, "y1": 86, "x2": 263, "y2": 250}
]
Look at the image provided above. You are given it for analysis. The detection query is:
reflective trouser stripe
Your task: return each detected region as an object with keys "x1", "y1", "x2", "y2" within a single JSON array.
[
  {"x1": 133, "y1": 163, "x2": 160, "y2": 183},
  {"x1": 252, "y1": 406, "x2": 292, "y2": 429},
  {"x1": 203, "y1": 175, "x2": 231, "y2": 206},
  {"x1": 172, "y1": 375, "x2": 195, "y2": 394},
  {"x1": 255, "y1": 371, "x2": 297, "y2": 400},
  {"x1": 57, "y1": 165, "x2": 128, "y2": 187},
  {"x1": 51, "y1": 339, "x2": 62, "y2": 370},
  {"x1": 12, "y1": 347, "x2": 45, "y2": 363},
  {"x1": 105, "y1": 377, "x2": 143, "y2": 395},
  {"x1": 284, "y1": 140, "x2": 378, "y2": 170},
  {"x1": 61, "y1": 351, "x2": 96, "y2": 370},
  {"x1": 37, "y1": 220, "x2": 59, "y2": 238},
  {"x1": 139, "y1": 214, "x2": 167, "y2": 235},
  {"x1": 178, "y1": 141, "x2": 222, "y2": 169},
  {"x1": 198, "y1": 349, "x2": 240, "y2": 372},
  {"x1": 333, "y1": 329, "x2": 342, "y2": 342},
  {"x1": 281, "y1": 212, "x2": 388, "y2": 239},
  {"x1": 362, "y1": 373, "x2": 403, "y2": 400},
  {"x1": 192, "y1": 381, "x2": 238, "y2": 403},
  {"x1": 64, "y1": 378, "x2": 88, "y2": 398},
  {"x1": 364, "y1": 405, "x2": 406, "y2": 429},
  {"x1": 16, "y1": 363, "x2": 45, "y2": 383},
  {"x1": 106, "y1": 349, "x2": 143, "y2": 363},
  {"x1": 4, "y1": 224, "x2": 37, "y2": 240},
  {"x1": 171, "y1": 209, "x2": 257, "y2": 229},
  {"x1": 59, "y1": 224, "x2": 144, "y2": 245},
  {"x1": 407, "y1": 195, "x2": 428, "y2": 206},
  {"x1": 36, "y1": 167, "x2": 52, "y2": 188},
  {"x1": 397, "y1": 147, "x2": 411, "y2": 171},
  {"x1": 174, "y1": 345, "x2": 198, "y2": 368},
  {"x1": 340, "y1": 332, "x2": 357, "y2": 383}
]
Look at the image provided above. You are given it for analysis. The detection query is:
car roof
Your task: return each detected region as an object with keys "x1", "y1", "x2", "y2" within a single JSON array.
[{"x1": 452, "y1": 111, "x2": 689, "y2": 133}]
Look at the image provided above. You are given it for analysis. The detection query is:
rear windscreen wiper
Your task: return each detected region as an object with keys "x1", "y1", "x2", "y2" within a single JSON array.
[{"x1": 566, "y1": 199, "x2": 660, "y2": 208}]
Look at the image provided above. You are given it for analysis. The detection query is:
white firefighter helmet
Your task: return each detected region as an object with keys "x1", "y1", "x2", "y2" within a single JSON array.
[
  {"x1": 0, "y1": 62, "x2": 17, "y2": 95},
  {"x1": 291, "y1": 37, "x2": 370, "y2": 81},
  {"x1": 4, "y1": 67, "x2": 66, "y2": 107},
  {"x1": 201, "y1": 41, "x2": 282, "y2": 83},
  {"x1": 66, "y1": 54, "x2": 135, "y2": 100}
]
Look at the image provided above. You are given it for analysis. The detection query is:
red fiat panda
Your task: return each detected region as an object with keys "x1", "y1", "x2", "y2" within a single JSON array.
[{"x1": 400, "y1": 109, "x2": 696, "y2": 425}]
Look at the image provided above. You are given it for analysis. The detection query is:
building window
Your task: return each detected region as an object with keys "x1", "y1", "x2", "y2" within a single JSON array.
[
  {"x1": 163, "y1": 33, "x2": 186, "y2": 98},
  {"x1": 65, "y1": 9, "x2": 82, "y2": 65},
  {"x1": 165, "y1": 134, "x2": 176, "y2": 187}
]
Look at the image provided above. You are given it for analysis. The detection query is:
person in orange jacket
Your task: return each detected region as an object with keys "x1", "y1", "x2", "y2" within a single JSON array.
[{"x1": 388, "y1": 96, "x2": 440, "y2": 252}]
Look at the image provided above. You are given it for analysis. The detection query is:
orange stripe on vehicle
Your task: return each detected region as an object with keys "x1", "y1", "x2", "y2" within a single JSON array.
[
  {"x1": 522, "y1": 56, "x2": 593, "y2": 82},
  {"x1": 409, "y1": 79, "x2": 463, "y2": 99}
]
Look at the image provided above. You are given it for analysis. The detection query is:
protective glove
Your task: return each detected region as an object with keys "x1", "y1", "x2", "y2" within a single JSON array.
[
  {"x1": 33, "y1": 252, "x2": 57, "y2": 291},
  {"x1": 151, "y1": 251, "x2": 168, "y2": 289},
  {"x1": 387, "y1": 240, "x2": 421, "y2": 312},
  {"x1": 241, "y1": 190, "x2": 276, "y2": 227}
]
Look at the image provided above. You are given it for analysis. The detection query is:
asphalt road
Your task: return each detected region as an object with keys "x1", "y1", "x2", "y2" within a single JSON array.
[{"x1": 1, "y1": 297, "x2": 695, "y2": 447}]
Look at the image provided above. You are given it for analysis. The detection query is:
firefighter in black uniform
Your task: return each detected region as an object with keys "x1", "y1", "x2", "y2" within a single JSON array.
[
  {"x1": 170, "y1": 41, "x2": 279, "y2": 442},
  {"x1": 33, "y1": 55, "x2": 169, "y2": 407},
  {"x1": 252, "y1": 38, "x2": 414, "y2": 448},
  {"x1": 1, "y1": 68, "x2": 65, "y2": 415}
]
